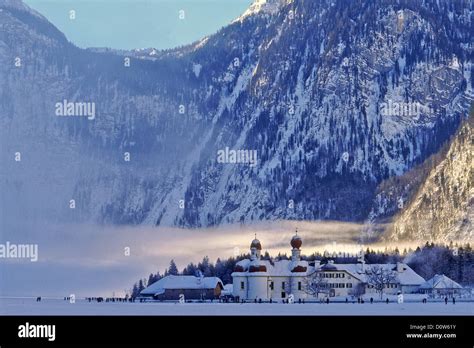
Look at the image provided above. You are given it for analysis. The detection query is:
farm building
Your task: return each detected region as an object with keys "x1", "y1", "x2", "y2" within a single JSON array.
[
  {"x1": 140, "y1": 275, "x2": 223, "y2": 301},
  {"x1": 419, "y1": 274, "x2": 464, "y2": 297}
]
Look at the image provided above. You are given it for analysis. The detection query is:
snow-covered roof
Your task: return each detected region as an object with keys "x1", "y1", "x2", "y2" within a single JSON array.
[
  {"x1": 419, "y1": 274, "x2": 463, "y2": 289},
  {"x1": 140, "y1": 275, "x2": 223, "y2": 295}
]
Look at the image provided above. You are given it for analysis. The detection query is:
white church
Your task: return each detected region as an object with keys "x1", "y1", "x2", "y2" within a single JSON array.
[{"x1": 232, "y1": 233, "x2": 425, "y2": 301}]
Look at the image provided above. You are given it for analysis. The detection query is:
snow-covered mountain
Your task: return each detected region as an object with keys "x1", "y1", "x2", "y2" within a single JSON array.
[{"x1": 0, "y1": 0, "x2": 472, "y2": 237}]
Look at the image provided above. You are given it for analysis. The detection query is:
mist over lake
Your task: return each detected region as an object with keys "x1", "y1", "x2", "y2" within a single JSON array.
[{"x1": 0, "y1": 220, "x2": 406, "y2": 297}]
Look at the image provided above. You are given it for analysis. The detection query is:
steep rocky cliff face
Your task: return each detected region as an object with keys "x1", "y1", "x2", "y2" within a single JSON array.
[
  {"x1": 0, "y1": 0, "x2": 472, "y2": 234},
  {"x1": 387, "y1": 109, "x2": 473, "y2": 242}
]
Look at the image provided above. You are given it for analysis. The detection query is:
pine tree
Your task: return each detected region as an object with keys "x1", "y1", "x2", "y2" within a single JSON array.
[
  {"x1": 131, "y1": 282, "x2": 139, "y2": 298},
  {"x1": 147, "y1": 273, "x2": 155, "y2": 287},
  {"x1": 138, "y1": 279, "x2": 145, "y2": 293},
  {"x1": 168, "y1": 259, "x2": 179, "y2": 276},
  {"x1": 155, "y1": 271, "x2": 162, "y2": 282},
  {"x1": 198, "y1": 256, "x2": 213, "y2": 277}
]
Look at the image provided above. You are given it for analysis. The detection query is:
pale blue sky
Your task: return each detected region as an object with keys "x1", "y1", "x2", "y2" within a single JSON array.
[{"x1": 24, "y1": 0, "x2": 253, "y2": 50}]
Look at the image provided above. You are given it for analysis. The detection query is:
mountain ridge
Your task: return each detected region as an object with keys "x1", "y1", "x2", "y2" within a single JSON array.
[{"x1": 0, "y1": 0, "x2": 472, "y2": 242}]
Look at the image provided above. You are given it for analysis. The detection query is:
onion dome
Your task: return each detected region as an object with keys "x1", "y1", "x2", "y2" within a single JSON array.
[
  {"x1": 290, "y1": 234, "x2": 302, "y2": 249},
  {"x1": 250, "y1": 238, "x2": 262, "y2": 250}
]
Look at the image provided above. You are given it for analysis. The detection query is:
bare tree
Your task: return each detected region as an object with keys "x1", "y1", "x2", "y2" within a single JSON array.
[
  {"x1": 365, "y1": 265, "x2": 398, "y2": 299},
  {"x1": 303, "y1": 271, "x2": 328, "y2": 299}
]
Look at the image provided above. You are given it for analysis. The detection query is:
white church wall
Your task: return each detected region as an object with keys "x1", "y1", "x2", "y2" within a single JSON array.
[
  {"x1": 232, "y1": 276, "x2": 247, "y2": 300},
  {"x1": 269, "y1": 276, "x2": 291, "y2": 300},
  {"x1": 247, "y1": 276, "x2": 269, "y2": 300}
]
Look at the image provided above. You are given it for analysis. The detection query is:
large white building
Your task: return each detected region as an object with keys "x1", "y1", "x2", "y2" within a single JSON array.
[{"x1": 232, "y1": 233, "x2": 425, "y2": 301}]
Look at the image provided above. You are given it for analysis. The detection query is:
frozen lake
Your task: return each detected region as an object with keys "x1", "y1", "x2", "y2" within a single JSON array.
[{"x1": 1, "y1": 298, "x2": 473, "y2": 316}]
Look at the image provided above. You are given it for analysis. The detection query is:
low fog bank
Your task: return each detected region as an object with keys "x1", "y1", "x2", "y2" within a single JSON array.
[{"x1": 0, "y1": 220, "x2": 444, "y2": 297}]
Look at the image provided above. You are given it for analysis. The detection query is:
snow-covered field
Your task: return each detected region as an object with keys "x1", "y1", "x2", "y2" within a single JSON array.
[{"x1": 1, "y1": 298, "x2": 472, "y2": 316}]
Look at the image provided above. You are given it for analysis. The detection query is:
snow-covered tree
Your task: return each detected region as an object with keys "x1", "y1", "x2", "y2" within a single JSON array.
[
  {"x1": 303, "y1": 271, "x2": 328, "y2": 298},
  {"x1": 365, "y1": 265, "x2": 397, "y2": 299}
]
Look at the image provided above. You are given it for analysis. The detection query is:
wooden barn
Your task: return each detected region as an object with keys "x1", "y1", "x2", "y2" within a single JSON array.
[{"x1": 140, "y1": 275, "x2": 223, "y2": 301}]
